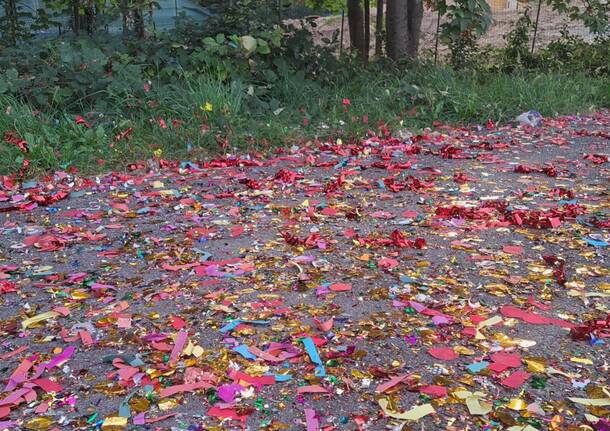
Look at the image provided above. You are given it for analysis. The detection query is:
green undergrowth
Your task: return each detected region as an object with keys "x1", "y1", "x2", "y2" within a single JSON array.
[{"x1": 1, "y1": 66, "x2": 608, "y2": 177}]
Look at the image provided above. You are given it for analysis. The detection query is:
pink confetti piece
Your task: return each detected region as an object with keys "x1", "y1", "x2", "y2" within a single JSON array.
[
  {"x1": 159, "y1": 381, "x2": 213, "y2": 398},
  {"x1": 428, "y1": 347, "x2": 459, "y2": 361},
  {"x1": 305, "y1": 409, "x2": 320, "y2": 431},
  {"x1": 329, "y1": 282, "x2": 352, "y2": 292},
  {"x1": 169, "y1": 329, "x2": 188, "y2": 363},
  {"x1": 500, "y1": 305, "x2": 574, "y2": 328},
  {"x1": 297, "y1": 385, "x2": 329, "y2": 394},
  {"x1": 500, "y1": 370, "x2": 531, "y2": 388},
  {"x1": 376, "y1": 374, "x2": 412, "y2": 393}
]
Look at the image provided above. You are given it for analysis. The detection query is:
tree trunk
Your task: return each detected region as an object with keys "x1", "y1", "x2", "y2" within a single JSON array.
[
  {"x1": 347, "y1": 0, "x2": 365, "y2": 58},
  {"x1": 84, "y1": 0, "x2": 95, "y2": 34},
  {"x1": 375, "y1": 0, "x2": 384, "y2": 57},
  {"x1": 364, "y1": 0, "x2": 370, "y2": 62},
  {"x1": 386, "y1": 0, "x2": 405, "y2": 60},
  {"x1": 386, "y1": 0, "x2": 423, "y2": 61},
  {"x1": 406, "y1": 0, "x2": 423, "y2": 59},
  {"x1": 134, "y1": 8, "x2": 145, "y2": 38},
  {"x1": 5, "y1": 0, "x2": 18, "y2": 45},
  {"x1": 149, "y1": 5, "x2": 154, "y2": 33},
  {"x1": 121, "y1": 0, "x2": 128, "y2": 36},
  {"x1": 72, "y1": 0, "x2": 81, "y2": 34}
]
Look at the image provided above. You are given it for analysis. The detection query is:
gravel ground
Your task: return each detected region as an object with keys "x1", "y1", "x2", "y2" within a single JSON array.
[{"x1": 0, "y1": 111, "x2": 608, "y2": 431}]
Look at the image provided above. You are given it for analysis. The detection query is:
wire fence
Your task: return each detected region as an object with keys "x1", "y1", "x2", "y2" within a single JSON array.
[
  {"x1": 0, "y1": 0, "x2": 211, "y2": 37},
  {"x1": 308, "y1": 2, "x2": 604, "y2": 63},
  {"x1": 419, "y1": 0, "x2": 599, "y2": 61}
]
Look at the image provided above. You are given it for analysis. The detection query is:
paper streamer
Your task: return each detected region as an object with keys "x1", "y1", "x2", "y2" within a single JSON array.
[
  {"x1": 302, "y1": 338, "x2": 326, "y2": 377},
  {"x1": 378, "y1": 398, "x2": 435, "y2": 420},
  {"x1": 169, "y1": 330, "x2": 188, "y2": 363}
]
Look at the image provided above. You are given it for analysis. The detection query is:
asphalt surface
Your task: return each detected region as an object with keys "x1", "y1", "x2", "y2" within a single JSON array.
[{"x1": 0, "y1": 112, "x2": 608, "y2": 431}]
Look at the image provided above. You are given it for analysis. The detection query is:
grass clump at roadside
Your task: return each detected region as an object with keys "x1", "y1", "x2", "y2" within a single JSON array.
[{"x1": 1, "y1": 65, "x2": 608, "y2": 177}]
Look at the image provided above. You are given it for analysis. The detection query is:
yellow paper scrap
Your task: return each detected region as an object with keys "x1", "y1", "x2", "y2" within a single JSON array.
[
  {"x1": 183, "y1": 341, "x2": 195, "y2": 356},
  {"x1": 22, "y1": 311, "x2": 60, "y2": 329},
  {"x1": 378, "y1": 398, "x2": 435, "y2": 420},
  {"x1": 101, "y1": 416, "x2": 128, "y2": 431},
  {"x1": 476, "y1": 315, "x2": 502, "y2": 328},
  {"x1": 547, "y1": 367, "x2": 580, "y2": 379},
  {"x1": 568, "y1": 397, "x2": 610, "y2": 406},
  {"x1": 192, "y1": 345, "x2": 204, "y2": 358},
  {"x1": 507, "y1": 426, "x2": 539, "y2": 431},
  {"x1": 475, "y1": 315, "x2": 503, "y2": 339},
  {"x1": 524, "y1": 358, "x2": 546, "y2": 373},
  {"x1": 568, "y1": 289, "x2": 610, "y2": 298},
  {"x1": 466, "y1": 397, "x2": 492, "y2": 416},
  {"x1": 507, "y1": 398, "x2": 527, "y2": 411},
  {"x1": 454, "y1": 390, "x2": 492, "y2": 415},
  {"x1": 584, "y1": 413, "x2": 599, "y2": 423},
  {"x1": 454, "y1": 346, "x2": 476, "y2": 355},
  {"x1": 570, "y1": 357, "x2": 593, "y2": 365}
]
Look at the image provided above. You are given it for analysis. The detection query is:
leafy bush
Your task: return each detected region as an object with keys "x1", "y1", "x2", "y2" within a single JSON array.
[
  {"x1": 450, "y1": 0, "x2": 608, "y2": 79},
  {"x1": 500, "y1": 9, "x2": 535, "y2": 72},
  {"x1": 202, "y1": 0, "x2": 287, "y2": 35},
  {"x1": 436, "y1": 0, "x2": 492, "y2": 70},
  {"x1": 0, "y1": 37, "x2": 145, "y2": 110},
  {"x1": 0, "y1": 13, "x2": 358, "y2": 116},
  {"x1": 539, "y1": 32, "x2": 610, "y2": 76},
  {"x1": 545, "y1": 0, "x2": 609, "y2": 35}
]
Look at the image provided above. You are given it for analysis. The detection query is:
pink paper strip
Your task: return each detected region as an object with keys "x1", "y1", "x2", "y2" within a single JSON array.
[
  {"x1": 297, "y1": 385, "x2": 329, "y2": 394},
  {"x1": 159, "y1": 381, "x2": 213, "y2": 398},
  {"x1": 305, "y1": 409, "x2": 320, "y2": 431},
  {"x1": 375, "y1": 374, "x2": 412, "y2": 393},
  {"x1": 169, "y1": 330, "x2": 188, "y2": 363}
]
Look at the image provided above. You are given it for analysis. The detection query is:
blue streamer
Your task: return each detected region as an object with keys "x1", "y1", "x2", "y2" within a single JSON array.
[
  {"x1": 233, "y1": 345, "x2": 257, "y2": 360},
  {"x1": 302, "y1": 337, "x2": 326, "y2": 377}
]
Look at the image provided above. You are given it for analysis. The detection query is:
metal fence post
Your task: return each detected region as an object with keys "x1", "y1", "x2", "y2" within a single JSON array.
[
  {"x1": 531, "y1": 0, "x2": 542, "y2": 53},
  {"x1": 434, "y1": 8, "x2": 441, "y2": 64},
  {"x1": 340, "y1": 9, "x2": 345, "y2": 56}
]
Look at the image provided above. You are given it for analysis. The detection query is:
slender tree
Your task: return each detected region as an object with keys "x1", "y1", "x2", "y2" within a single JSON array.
[
  {"x1": 4, "y1": 0, "x2": 19, "y2": 45},
  {"x1": 364, "y1": 0, "x2": 370, "y2": 62},
  {"x1": 134, "y1": 7, "x2": 145, "y2": 38},
  {"x1": 375, "y1": 0, "x2": 384, "y2": 56},
  {"x1": 84, "y1": 0, "x2": 95, "y2": 34},
  {"x1": 72, "y1": 0, "x2": 81, "y2": 33},
  {"x1": 121, "y1": 0, "x2": 128, "y2": 36},
  {"x1": 347, "y1": 0, "x2": 365, "y2": 58},
  {"x1": 386, "y1": 0, "x2": 423, "y2": 60}
]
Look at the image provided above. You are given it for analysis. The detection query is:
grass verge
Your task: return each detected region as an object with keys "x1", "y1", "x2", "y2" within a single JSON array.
[{"x1": 1, "y1": 67, "x2": 608, "y2": 177}]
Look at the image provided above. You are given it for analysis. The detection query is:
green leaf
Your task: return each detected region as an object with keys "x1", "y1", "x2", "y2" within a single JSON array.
[
  {"x1": 256, "y1": 40, "x2": 271, "y2": 54},
  {"x1": 6, "y1": 68, "x2": 18, "y2": 81},
  {"x1": 203, "y1": 37, "x2": 217, "y2": 47}
]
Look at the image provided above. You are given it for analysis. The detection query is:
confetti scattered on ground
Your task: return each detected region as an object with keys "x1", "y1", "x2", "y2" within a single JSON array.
[{"x1": 1, "y1": 112, "x2": 609, "y2": 431}]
